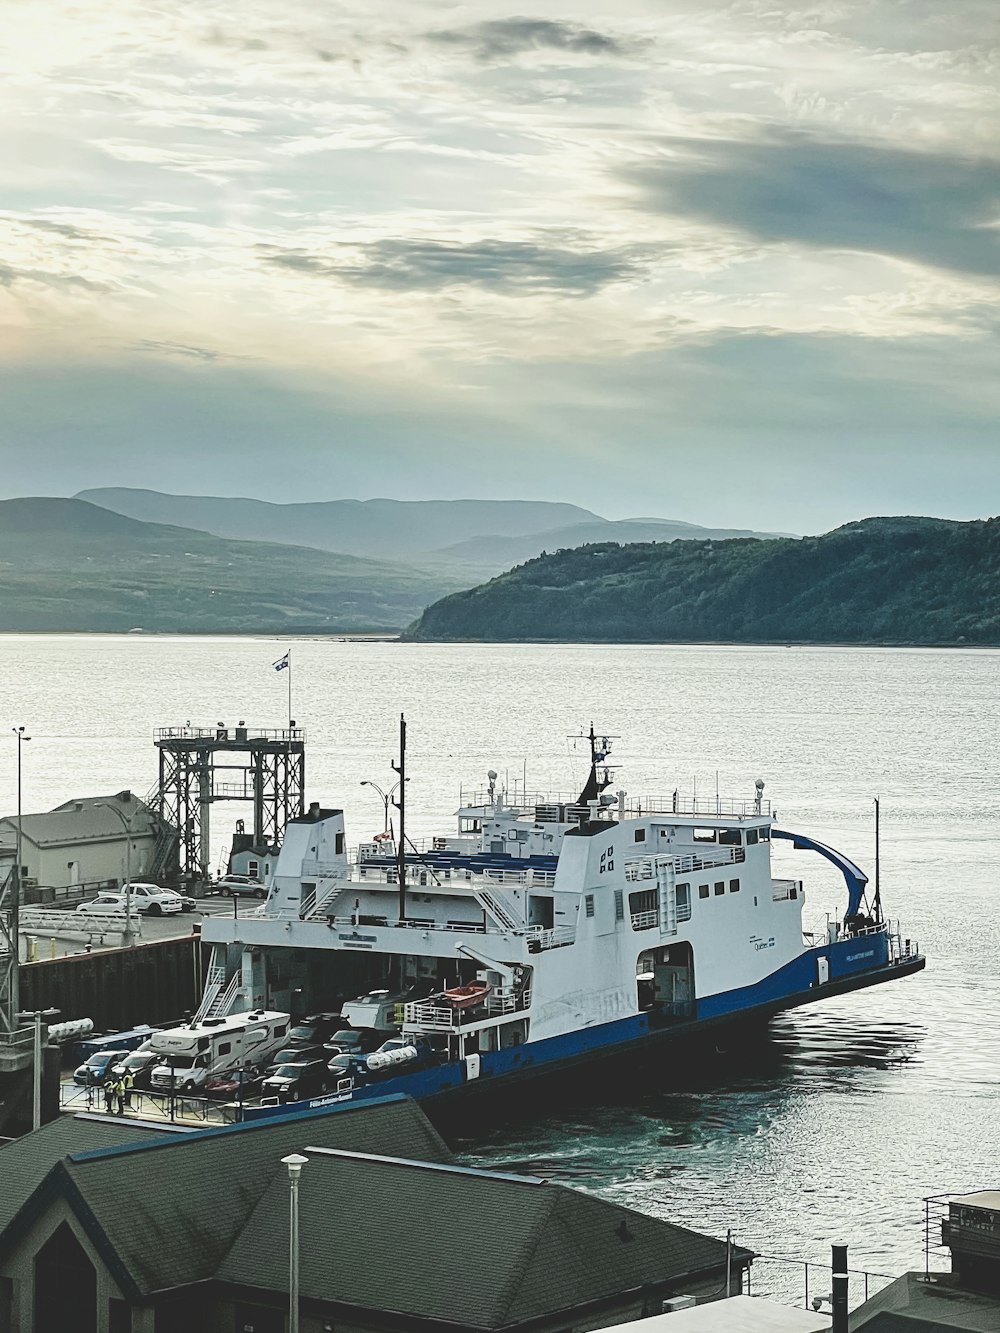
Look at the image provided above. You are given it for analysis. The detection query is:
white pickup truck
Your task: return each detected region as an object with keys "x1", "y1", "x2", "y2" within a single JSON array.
[{"x1": 148, "y1": 1010, "x2": 290, "y2": 1094}]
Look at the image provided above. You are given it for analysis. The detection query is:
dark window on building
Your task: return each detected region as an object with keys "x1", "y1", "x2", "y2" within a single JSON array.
[
  {"x1": 634, "y1": 828, "x2": 646, "y2": 843},
  {"x1": 719, "y1": 828, "x2": 742, "y2": 845},
  {"x1": 698, "y1": 884, "x2": 710, "y2": 900},
  {"x1": 729, "y1": 879, "x2": 740, "y2": 893},
  {"x1": 714, "y1": 881, "x2": 725, "y2": 895},
  {"x1": 693, "y1": 828, "x2": 717, "y2": 843},
  {"x1": 614, "y1": 889, "x2": 624, "y2": 921},
  {"x1": 335, "y1": 831, "x2": 345, "y2": 855},
  {"x1": 109, "y1": 1299, "x2": 131, "y2": 1333},
  {"x1": 746, "y1": 829, "x2": 759, "y2": 846},
  {"x1": 585, "y1": 894, "x2": 595, "y2": 918},
  {"x1": 35, "y1": 1223, "x2": 97, "y2": 1333}
]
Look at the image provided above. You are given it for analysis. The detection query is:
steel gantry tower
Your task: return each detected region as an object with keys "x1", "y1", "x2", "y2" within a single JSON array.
[{"x1": 154, "y1": 723, "x2": 305, "y2": 883}]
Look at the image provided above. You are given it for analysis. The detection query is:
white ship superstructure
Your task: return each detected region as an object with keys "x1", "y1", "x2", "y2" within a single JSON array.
[{"x1": 198, "y1": 731, "x2": 924, "y2": 1115}]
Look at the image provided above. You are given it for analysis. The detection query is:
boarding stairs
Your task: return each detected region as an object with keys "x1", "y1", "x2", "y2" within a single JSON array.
[
  {"x1": 474, "y1": 886, "x2": 525, "y2": 934},
  {"x1": 299, "y1": 877, "x2": 348, "y2": 921},
  {"x1": 193, "y1": 964, "x2": 242, "y2": 1022}
]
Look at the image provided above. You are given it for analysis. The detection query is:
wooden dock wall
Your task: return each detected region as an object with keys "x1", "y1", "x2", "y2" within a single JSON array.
[{"x1": 19, "y1": 935, "x2": 208, "y2": 1032}]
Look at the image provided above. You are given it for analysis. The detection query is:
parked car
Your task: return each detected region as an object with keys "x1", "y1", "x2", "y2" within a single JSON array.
[
  {"x1": 73, "y1": 1049, "x2": 130, "y2": 1087},
  {"x1": 77, "y1": 886, "x2": 182, "y2": 917},
  {"x1": 204, "y1": 1068, "x2": 265, "y2": 1101},
  {"x1": 216, "y1": 874, "x2": 267, "y2": 899},
  {"x1": 286, "y1": 1013, "x2": 343, "y2": 1047},
  {"x1": 261, "y1": 1059, "x2": 330, "y2": 1103},
  {"x1": 264, "y1": 1043, "x2": 328, "y2": 1073},
  {"x1": 108, "y1": 1049, "x2": 160, "y2": 1090},
  {"x1": 138, "y1": 884, "x2": 196, "y2": 912},
  {"x1": 322, "y1": 1028, "x2": 381, "y2": 1057}
]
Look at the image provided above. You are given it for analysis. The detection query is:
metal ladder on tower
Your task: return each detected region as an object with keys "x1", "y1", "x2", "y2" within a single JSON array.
[{"x1": 656, "y1": 858, "x2": 678, "y2": 936}]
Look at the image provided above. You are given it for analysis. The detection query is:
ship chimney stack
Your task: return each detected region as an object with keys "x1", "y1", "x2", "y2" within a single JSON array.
[{"x1": 831, "y1": 1244, "x2": 848, "y2": 1333}]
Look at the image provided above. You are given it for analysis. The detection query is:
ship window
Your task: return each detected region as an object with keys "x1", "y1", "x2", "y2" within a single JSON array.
[
  {"x1": 714, "y1": 881, "x2": 725, "y2": 896},
  {"x1": 676, "y1": 882, "x2": 691, "y2": 921},
  {"x1": 719, "y1": 829, "x2": 741, "y2": 845},
  {"x1": 759, "y1": 827, "x2": 770, "y2": 841},
  {"x1": 698, "y1": 884, "x2": 709, "y2": 900},
  {"x1": 746, "y1": 829, "x2": 760, "y2": 846},
  {"x1": 335, "y1": 832, "x2": 345, "y2": 855},
  {"x1": 629, "y1": 889, "x2": 656, "y2": 915},
  {"x1": 585, "y1": 894, "x2": 595, "y2": 918},
  {"x1": 693, "y1": 828, "x2": 717, "y2": 843},
  {"x1": 729, "y1": 879, "x2": 740, "y2": 893},
  {"x1": 634, "y1": 828, "x2": 646, "y2": 843},
  {"x1": 614, "y1": 890, "x2": 624, "y2": 921}
]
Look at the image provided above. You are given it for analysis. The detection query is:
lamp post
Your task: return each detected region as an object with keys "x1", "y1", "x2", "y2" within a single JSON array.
[
  {"x1": 360, "y1": 779, "x2": 399, "y2": 836},
  {"x1": 99, "y1": 801, "x2": 136, "y2": 948},
  {"x1": 281, "y1": 1153, "x2": 309, "y2": 1333},
  {"x1": 16, "y1": 1006, "x2": 59, "y2": 1130},
  {"x1": 10, "y1": 727, "x2": 30, "y2": 1015}
]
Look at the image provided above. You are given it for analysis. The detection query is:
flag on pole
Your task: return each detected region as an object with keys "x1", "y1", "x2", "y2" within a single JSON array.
[{"x1": 273, "y1": 651, "x2": 290, "y2": 672}]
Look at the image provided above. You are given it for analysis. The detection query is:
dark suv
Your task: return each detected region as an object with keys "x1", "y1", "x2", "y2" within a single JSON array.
[
  {"x1": 261, "y1": 1059, "x2": 330, "y2": 1103},
  {"x1": 286, "y1": 1014, "x2": 342, "y2": 1047},
  {"x1": 264, "y1": 1043, "x2": 327, "y2": 1073}
]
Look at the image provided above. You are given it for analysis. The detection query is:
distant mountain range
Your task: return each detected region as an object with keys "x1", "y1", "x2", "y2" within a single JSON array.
[
  {"x1": 75, "y1": 488, "x2": 790, "y2": 579},
  {"x1": 405, "y1": 516, "x2": 1000, "y2": 646},
  {"x1": 0, "y1": 498, "x2": 466, "y2": 633}
]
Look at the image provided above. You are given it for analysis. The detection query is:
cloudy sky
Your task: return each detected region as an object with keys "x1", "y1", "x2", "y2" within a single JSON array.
[{"x1": 1, "y1": 0, "x2": 998, "y2": 532}]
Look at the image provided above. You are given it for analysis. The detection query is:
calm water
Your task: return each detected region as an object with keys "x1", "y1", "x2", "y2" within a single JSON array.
[{"x1": 2, "y1": 635, "x2": 998, "y2": 1284}]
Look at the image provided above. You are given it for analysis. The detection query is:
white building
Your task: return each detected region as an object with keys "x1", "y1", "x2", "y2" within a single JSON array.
[{"x1": 0, "y1": 790, "x2": 168, "y2": 899}]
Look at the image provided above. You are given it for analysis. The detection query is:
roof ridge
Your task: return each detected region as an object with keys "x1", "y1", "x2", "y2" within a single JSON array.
[
  {"x1": 491, "y1": 1185, "x2": 561, "y2": 1327},
  {"x1": 303, "y1": 1145, "x2": 549, "y2": 1186}
]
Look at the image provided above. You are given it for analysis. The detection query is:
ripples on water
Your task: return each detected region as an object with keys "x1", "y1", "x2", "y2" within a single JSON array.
[{"x1": 3, "y1": 636, "x2": 999, "y2": 1281}]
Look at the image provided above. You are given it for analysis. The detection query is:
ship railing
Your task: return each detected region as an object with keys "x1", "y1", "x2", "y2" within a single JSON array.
[
  {"x1": 624, "y1": 846, "x2": 744, "y2": 882},
  {"x1": 405, "y1": 988, "x2": 531, "y2": 1030},
  {"x1": 352, "y1": 863, "x2": 554, "y2": 891},
  {"x1": 301, "y1": 860, "x2": 344, "y2": 878},
  {"x1": 623, "y1": 794, "x2": 771, "y2": 819},
  {"x1": 325, "y1": 914, "x2": 489, "y2": 936},
  {"x1": 526, "y1": 924, "x2": 576, "y2": 951},
  {"x1": 630, "y1": 909, "x2": 659, "y2": 931},
  {"x1": 771, "y1": 878, "x2": 802, "y2": 901}
]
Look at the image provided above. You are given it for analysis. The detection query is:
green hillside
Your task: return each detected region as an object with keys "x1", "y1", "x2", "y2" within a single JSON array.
[
  {"x1": 405, "y1": 516, "x2": 1000, "y2": 645},
  {"x1": 0, "y1": 498, "x2": 465, "y2": 633}
]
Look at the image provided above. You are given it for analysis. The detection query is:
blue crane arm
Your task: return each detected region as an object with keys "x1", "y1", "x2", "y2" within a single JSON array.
[{"x1": 770, "y1": 828, "x2": 868, "y2": 918}]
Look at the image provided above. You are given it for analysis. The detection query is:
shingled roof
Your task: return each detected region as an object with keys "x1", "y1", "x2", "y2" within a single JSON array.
[{"x1": 218, "y1": 1148, "x2": 751, "y2": 1329}]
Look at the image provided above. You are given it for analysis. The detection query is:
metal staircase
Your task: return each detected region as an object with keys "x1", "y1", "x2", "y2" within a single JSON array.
[
  {"x1": 300, "y1": 882, "x2": 348, "y2": 921},
  {"x1": 475, "y1": 886, "x2": 525, "y2": 933}
]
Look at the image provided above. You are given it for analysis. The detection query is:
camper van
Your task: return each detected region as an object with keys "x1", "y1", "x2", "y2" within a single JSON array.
[{"x1": 149, "y1": 1010, "x2": 290, "y2": 1094}]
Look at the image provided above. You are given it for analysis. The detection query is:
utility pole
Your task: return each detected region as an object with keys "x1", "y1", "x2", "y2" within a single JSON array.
[
  {"x1": 100, "y1": 800, "x2": 137, "y2": 947},
  {"x1": 2, "y1": 727, "x2": 31, "y2": 1031}
]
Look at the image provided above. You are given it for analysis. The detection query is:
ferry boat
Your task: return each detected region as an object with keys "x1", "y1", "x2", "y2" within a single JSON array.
[{"x1": 198, "y1": 727, "x2": 925, "y2": 1118}]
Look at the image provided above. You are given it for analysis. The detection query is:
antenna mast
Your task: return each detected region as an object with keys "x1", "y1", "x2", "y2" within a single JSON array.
[
  {"x1": 873, "y1": 796, "x2": 882, "y2": 923},
  {"x1": 392, "y1": 714, "x2": 406, "y2": 923}
]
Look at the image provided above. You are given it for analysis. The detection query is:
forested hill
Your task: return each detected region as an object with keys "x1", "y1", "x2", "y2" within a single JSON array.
[{"x1": 405, "y1": 516, "x2": 1000, "y2": 645}]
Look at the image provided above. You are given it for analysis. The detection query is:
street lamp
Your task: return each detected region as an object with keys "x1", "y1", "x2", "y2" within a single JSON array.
[
  {"x1": 99, "y1": 800, "x2": 137, "y2": 948},
  {"x1": 10, "y1": 726, "x2": 30, "y2": 1016},
  {"x1": 16, "y1": 1006, "x2": 59, "y2": 1130},
  {"x1": 360, "y1": 779, "x2": 403, "y2": 836},
  {"x1": 281, "y1": 1153, "x2": 309, "y2": 1333}
]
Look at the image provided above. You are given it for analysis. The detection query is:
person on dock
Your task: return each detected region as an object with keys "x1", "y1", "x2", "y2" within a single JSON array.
[
  {"x1": 122, "y1": 1071, "x2": 135, "y2": 1109},
  {"x1": 103, "y1": 1079, "x2": 115, "y2": 1114},
  {"x1": 114, "y1": 1077, "x2": 126, "y2": 1116}
]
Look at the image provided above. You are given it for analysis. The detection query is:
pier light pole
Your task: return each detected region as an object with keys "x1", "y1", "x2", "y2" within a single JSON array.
[
  {"x1": 10, "y1": 727, "x2": 30, "y2": 1017},
  {"x1": 281, "y1": 1153, "x2": 308, "y2": 1333},
  {"x1": 16, "y1": 1006, "x2": 59, "y2": 1130},
  {"x1": 360, "y1": 779, "x2": 401, "y2": 836},
  {"x1": 99, "y1": 800, "x2": 136, "y2": 948}
]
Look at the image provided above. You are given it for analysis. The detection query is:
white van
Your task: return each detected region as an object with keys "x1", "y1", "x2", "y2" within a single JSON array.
[{"x1": 149, "y1": 1010, "x2": 290, "y2": 1094}]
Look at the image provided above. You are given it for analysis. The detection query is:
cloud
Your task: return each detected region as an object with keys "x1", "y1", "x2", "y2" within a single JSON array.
[
  {"x1": 426, "y1": 17, "x2": 629, "y2": 62},
  {"x1": 260, "y1": 236, "x2": 647, "y2": 296},
  {"x1": 623, "y1": 130, "x2": 1000, "y2": 280}
]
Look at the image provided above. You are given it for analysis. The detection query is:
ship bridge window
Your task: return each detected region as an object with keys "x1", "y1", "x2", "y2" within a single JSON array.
[
  {"x1": 634, "y1": 828, "x2": 646, "y2": 843},
  {"x1": 698, "y1": 884, "x2": 710, "y2": 900},
  {"x1": 459, "y1": 818, "x2": 482, "y2": 833},
  {"x1": 760, "y1": 828, "x2": 770, "y2": 841},
  {"x1": 719, "y1": 829, "x2": 742, "y2": 846},
  {"x1": 746, "y1": 829, "x2": 760, "y2": 846},
  {"x1": 335, "y1": 832, "x2": 345, "y2": 855},
  {"x1": 729, "y1": 879, "x2": 740, "y2": 893},
  {"x1": 693, "y1": 828, "x2": 717, "y2": 843},
  {"x1": 714, "y1": 881, "x2": 725, "y2": 896}
]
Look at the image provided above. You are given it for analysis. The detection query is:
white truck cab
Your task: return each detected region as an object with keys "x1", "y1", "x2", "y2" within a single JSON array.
[{"x1": 149, "y1": 1009, "x2": 289, "y2": 1093}]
